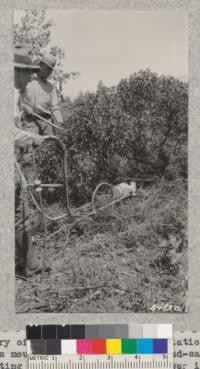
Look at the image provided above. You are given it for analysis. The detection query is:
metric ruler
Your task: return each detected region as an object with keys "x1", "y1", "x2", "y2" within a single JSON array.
[{"x1": 28, "y1": 354, "x2": 173, "y2": 369}]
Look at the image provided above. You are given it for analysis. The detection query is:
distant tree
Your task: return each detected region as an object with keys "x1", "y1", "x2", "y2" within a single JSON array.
[
  {"x1": 14, "y1": 10, "x2": 79, "y2": 100},
  {"x1": 97, "y1": 79, "x2": 104, "y2": 91},
  {"x1": 14, "y1": 10, "x2": 51, "y2": 58}
]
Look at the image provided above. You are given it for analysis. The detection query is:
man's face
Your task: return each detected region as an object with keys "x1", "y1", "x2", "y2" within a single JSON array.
[
  {"x1": 15, "y1": 69, "x2": 32, "y2": 91},
  {"x1": 39, "y1": 62, "x2": 53, "y2": 79}
]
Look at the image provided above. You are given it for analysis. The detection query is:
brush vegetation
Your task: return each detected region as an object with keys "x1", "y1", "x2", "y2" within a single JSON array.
[{"x1": 16, "y1": 70, "x2": 188, "y2": 313}]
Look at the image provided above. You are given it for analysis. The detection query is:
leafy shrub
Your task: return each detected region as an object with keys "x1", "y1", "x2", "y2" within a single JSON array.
[{"x1": 36, "y1": 70, "x2": 188, "y2": 205}]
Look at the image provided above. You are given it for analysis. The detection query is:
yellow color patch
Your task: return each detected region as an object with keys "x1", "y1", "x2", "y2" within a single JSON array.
[{"x1": 106, "y1": 339, "x2": 122, "y2": 354}]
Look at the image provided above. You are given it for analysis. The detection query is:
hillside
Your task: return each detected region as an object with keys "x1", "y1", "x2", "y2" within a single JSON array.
[
  {"x1": 16, "y1": 177, "x2": 187, "y2": 313},
  {"x1": 16, "y1": 70, "x2": 188, "y2": 313}
]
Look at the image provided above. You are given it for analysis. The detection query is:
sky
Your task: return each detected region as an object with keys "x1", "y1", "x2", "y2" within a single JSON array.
[{"x1": 14, "y1": 11, "x2": 188, "y2": 99}]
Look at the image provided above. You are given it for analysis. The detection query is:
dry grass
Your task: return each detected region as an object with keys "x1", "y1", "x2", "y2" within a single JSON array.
[{"x1": 16, "y1": 179, "x2": 187, "y2": 313}]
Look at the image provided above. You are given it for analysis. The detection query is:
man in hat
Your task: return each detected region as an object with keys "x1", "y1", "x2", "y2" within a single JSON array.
[
  {"x1": 22, "y1": 52, "x2": 64, "y2": 135},
  {"x1": 14, "y1": 45, "x2": 51, "y2": 277}
]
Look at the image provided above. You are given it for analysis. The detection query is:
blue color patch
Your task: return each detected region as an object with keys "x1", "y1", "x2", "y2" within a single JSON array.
[
  {"x1": 153, "y1": 339, "x2": 168, "y2": 354},
  {"x1": 137, "y1": 339, "x2": 153, "y2": 354}
]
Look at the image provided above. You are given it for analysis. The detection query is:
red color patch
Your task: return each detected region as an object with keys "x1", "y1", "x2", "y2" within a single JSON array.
[{"x1": 92, "y1": 339, "x2": 106, "y2": 354}]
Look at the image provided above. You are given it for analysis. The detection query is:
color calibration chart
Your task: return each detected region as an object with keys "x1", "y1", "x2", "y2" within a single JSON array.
[{"x1": 26, "y1": 324, "x2": 173, "y2": 369}]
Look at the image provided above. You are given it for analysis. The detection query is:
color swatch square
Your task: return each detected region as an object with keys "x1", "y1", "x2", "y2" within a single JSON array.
[
  {"x1": 153, "y1": 339, "x2": 168, "y2": 354},
  {"x1": 85, "y1": 325, "x2": 101, "y2": 339},
  {"x1": 137, "y1": 339, "x2": 153, "y2": 354},
  {"x1": 113, "y1": 325, "x2": 129, "y2": 338},
  {"x1": 92, "y1": 339, "x2": 106, "y2": 354},
  {"x1": 128, "y1": 324, "x2": 143, "y2": 338},
  {"x1": 42, "y1": 325, "x2": 57, "y2": 339},
  {"x1": 57, "y1": 325, "x2": 70, "y2": 339},
  {"x1": 143, "y1": 324, "x2": 158, "y2": 338},
  {"x1": 157, "y1": 324, "x2": 172, "y2": 338},
  {"x1": 122, "y1": 339, "x2": 137, "y2": 354},
  {"x1": 26, "y1": 326, "x2": 41, "y2": 340},
  {"x1": 46, "y1": 339, "x2": 61, "y2": 355},
  {"x1": 168, "y1": 338, "x2": 173, "y2": 354},
  {"x1": 106, "y1": 339, "x2": 122, "y2": 354},
  {"x1": 26, "y1": 340, "x2": 31, "y2": 355},
  {"x1": 61, "y1": 340, "x2": 77, "y2": 354},
  {"x1": 99, "y1": 325, "x2": 115, "y2": 338},
  {"x1": 77, "y1": 339, "x2": 92, "y2": 354},
  {"x1": 30, "y1": 340, "x2": 47, "y2": 355},
  {"x1": 71, "y1": 325, "x2": 85, "y2": 339}
]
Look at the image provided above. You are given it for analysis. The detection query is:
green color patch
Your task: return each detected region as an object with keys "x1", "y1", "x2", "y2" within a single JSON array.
[{"x1": 122, "y1": 339, "x2": 137, "y2": 354}]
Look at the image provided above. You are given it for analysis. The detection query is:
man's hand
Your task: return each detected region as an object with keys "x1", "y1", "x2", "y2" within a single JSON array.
[
  {"x1": 32, "y1": 134, "x2": 48, "y2": 148},
  {"x1": 23, "y1": 104, "x2": 34, "y2": 116}
]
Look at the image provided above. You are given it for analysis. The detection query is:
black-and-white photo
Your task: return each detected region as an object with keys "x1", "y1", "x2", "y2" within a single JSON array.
[{"x1": 14, "y1": 10, "x2": 188, "y2": 313}]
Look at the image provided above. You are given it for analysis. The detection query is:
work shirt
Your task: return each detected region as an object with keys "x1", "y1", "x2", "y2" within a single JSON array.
[
  {"x1": 22, "y1": 77, "x2": 63, "y2": 124},
  {"x1": 14, "y1": 88, "x2": 36, "y2": 148}
]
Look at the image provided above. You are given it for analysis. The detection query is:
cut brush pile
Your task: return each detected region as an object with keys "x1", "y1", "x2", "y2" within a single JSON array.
[{"x1": 16, "y1": 178, "x2": 187, "y2": 313}]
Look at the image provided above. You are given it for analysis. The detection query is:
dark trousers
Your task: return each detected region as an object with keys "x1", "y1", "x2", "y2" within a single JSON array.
[{"x1": 15, "y1": 170, "x2": 40, "y2": 274}]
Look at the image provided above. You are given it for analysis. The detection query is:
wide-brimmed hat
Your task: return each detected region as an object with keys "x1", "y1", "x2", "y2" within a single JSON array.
[
  {"x1": 14, "y1": 45, "x2": 40, "y2": 72},
  {"x1": 40, "y1": 52, "x2": 56, "y2": 70}
]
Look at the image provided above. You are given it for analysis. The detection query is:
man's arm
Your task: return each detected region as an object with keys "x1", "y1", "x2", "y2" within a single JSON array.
[
  {"x1": 51, "y1": 87, "x2": 64, "y2": 125},
  {"x1": 15, "y1": 126, "x2": 44, "y2": 148}
]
